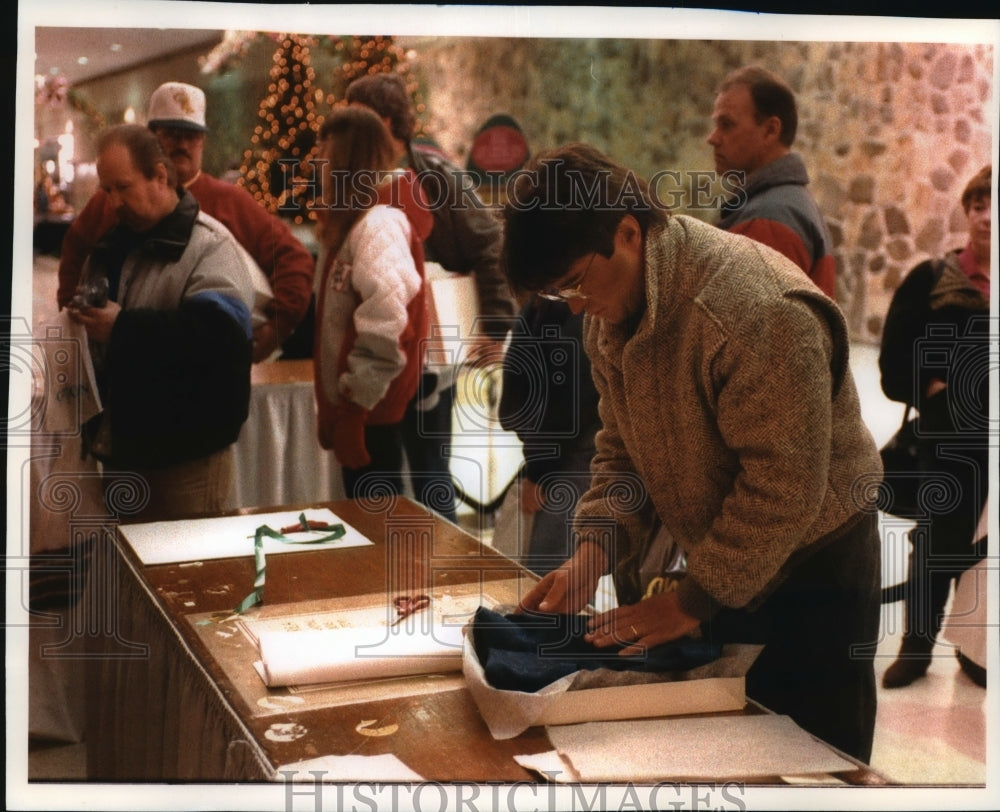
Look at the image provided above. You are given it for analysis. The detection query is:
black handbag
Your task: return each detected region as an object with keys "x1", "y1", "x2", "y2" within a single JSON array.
[{"x1": 879, "y1": 406, "x2": 930, "y2": 519}]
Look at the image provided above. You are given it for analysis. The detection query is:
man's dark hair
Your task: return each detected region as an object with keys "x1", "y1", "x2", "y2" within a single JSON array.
[
  {"x1": 97, "y1": 123, "x2": 178, "y2": 187},
  {"x1": 719, "y1": 65, "x2": 798, "y2": 147},
  {"x1": 501, "y1": 142, "x2": 668, "y2": 293},
  {"x1": 344, "y1": 73, "x2": 416, "y2": 143},
  {"x1": 960, "y1": 164, "x2": 991, "y2": 212}
]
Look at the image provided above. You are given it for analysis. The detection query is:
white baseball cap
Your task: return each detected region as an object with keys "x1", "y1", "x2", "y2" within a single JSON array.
[{"x1": 147, "y1": 82, "x2": 208, "y2": 132}]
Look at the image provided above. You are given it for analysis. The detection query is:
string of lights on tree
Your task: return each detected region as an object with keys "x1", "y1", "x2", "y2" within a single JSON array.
[
  {"x1": 238, "y1": 34, "x2": 321, "y2": 223},
  {"x1": 235, "y1": 33, "x2": 424, "y2": 223}
]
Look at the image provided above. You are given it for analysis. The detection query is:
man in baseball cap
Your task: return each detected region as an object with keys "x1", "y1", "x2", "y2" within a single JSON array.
[
  {"x1": 145, "y1": 82, "x2": 210, "y2": 199},
  {"x1": 58, "y1": 82, "x2": 315, "y2": 362},
  {"x1": 146, "y1": 81, "x2": 210, "y2": 132}
]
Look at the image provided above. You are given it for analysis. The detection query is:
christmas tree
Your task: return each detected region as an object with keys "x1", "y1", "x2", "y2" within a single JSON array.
[
  {"x1": 323, "y1": 34, "x2": 420, "y2": 115},
  {"x1": 238, "y1": 34, "x2": 324, "y2": 224},
  {"x1": 236, "y1": 33, "x2": 422, "y2": 223}
]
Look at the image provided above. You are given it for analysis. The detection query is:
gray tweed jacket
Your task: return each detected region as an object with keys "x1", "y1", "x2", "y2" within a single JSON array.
[{"x1": 576, "y1": 215, "x2": 882, "y2": 618}]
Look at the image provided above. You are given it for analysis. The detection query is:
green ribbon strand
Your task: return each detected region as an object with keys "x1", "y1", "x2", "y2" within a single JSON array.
[{"x1": 232, "y1": 512, "x2": 346, "y2": 615}]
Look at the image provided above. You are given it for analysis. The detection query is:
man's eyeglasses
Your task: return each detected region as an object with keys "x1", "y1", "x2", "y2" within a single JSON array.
[
  {"x1": 538, "y1": 252, "x2": 596, "y2": 302},
  {"x1": 153, "y1": 127, "x2": 205, "y2": 143}
]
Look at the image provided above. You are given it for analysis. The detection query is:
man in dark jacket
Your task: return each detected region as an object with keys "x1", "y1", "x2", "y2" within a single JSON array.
[
  {"x1": 708, "y1": 65, "x2": 837, "y2": 298},
  {"x1": 68, "y1": 124, "x2": 256, "y2": 521}
]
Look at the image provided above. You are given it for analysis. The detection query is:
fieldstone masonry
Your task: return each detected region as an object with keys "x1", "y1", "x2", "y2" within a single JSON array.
[
  {"x1": 408, "y1": 38, "x2": 994, "y2": 343},
  {"x1": 47, "y1": 35, "x2": 994, "y2": 344}
]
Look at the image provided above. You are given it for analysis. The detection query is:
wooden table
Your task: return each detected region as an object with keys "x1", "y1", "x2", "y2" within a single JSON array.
[{"x1": 83, "y1": 497, "x2": 890, "y2": 786}]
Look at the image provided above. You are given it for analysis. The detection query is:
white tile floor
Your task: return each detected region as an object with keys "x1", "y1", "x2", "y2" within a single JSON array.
[{"x1": 25, "y1": 255, "x2": 991, "y2": 786}]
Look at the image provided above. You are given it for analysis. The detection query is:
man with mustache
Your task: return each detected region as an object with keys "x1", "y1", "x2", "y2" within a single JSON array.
[
  {"x1": 58, "y1": 82, "x2": 314, "y2": 362},
  {"x1": 67, "y1": 123, "x2": 257, "y2": 519}
]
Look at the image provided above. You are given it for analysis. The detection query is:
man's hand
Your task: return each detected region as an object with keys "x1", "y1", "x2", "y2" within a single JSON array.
[
  {"x1": 252, "y1": 322, "x2": 279, "y2": 363},
  {"x1": 517, "y1": 540, "x2": 607, "y2": 615},
  {"x1": 584, "y1": 590, "x2": 701, "y2": 656},
  {"x1": 67, "y1": 301, "x2": 121, "y2": 344}
]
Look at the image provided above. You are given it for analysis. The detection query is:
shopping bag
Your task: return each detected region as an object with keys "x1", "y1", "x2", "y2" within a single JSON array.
[{"x1": 879, "y1": 406, "x2": 930, "y2": 519}]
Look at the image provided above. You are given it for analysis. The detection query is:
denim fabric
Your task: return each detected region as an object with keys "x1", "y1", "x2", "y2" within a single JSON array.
[
  {"x1": 400, "y1": 384, "x2": 457, "y2": 522},
  {"x1": 472, "y1": 608, "x2": 722, "y2": 693}
]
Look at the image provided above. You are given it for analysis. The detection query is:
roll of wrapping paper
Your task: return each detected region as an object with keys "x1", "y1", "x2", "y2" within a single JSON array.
[{"x1": 254, "y1": 623, "x2": 466, "y2": 687}]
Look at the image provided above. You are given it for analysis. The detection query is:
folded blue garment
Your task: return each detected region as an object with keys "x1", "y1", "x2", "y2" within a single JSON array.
[{"x1": 471, "y1": 607, "x2": 722, "y2": 692}]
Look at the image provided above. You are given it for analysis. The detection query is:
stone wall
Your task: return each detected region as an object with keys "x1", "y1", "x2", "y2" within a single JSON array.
[
  {"x1": 404, "y1": 37, "x2": 994, "y2": 344},
  {"x1": 49, "y1": 34, "x2": 995, "y2": 343}
]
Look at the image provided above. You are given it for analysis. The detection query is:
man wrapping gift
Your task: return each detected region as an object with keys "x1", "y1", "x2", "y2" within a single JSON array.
[{"x1": 502, "y1": 143, "x2": 882, "y2": 763}]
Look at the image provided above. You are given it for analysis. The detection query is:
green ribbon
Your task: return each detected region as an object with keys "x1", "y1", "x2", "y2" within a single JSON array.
[{"x1": 232, "y1": 512, "x2": 346, "y2": 615}]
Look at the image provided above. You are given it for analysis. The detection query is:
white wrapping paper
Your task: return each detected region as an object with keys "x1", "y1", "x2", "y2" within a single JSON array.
[
  {"x1": 539, "y1": 715, "x2": 857, "y2": 781},
  {"x1": 118, "y1": 508, "x2": 372, "y2": 565},
  {"x1": 254, "y1": 623, "x2": 465, "y2": 687}
]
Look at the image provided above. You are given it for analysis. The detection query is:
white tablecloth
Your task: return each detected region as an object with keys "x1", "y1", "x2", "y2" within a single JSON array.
[{"x1": 229, "y1": 360, "x2": 344, "y2": 510}]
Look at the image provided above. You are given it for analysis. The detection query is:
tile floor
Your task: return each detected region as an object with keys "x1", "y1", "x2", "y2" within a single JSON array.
[{"x1": 22, "y1": 258, "x2": 992, "y2": 788}]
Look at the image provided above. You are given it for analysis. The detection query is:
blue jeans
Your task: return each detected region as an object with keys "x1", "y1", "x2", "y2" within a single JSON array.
[
  {"x1": 341, "y1": 423, "x2": 406, "y2": 501},
  {"x1": 400, "y1": 385, "x2": 457, "y2": 522}
]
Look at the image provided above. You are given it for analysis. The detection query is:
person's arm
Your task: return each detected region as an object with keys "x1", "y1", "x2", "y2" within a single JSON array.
[
  {"x1": 568, "y1": 320, "x2": 650, "y2": 588},
  {"x1": 57, "y1": 191, "x2": 118, "y2": 309},
  {"x1": 727, "y1": 217, "x2": 811, "y2": 275},
  {"x1": 677, "y1": 294, "x2": 840, "y2": 617},
  {"x1": 338, "y1": 207, "x2": 422, "y2": 410},
  {"x1": 250, "y1": 213, "x2": 315, "y2": 352},
  {"x1": 724, "y1": 192, "x2": 835, "y2": 297},
  {"x1": 878, "y1": 260, "x2": 939, "y2": 406},
  {"x1": 192, "y1": 176, "x2": 315, "y2": 353}
]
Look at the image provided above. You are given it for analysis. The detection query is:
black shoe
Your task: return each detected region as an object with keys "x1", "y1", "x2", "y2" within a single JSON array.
[
  {"x1": 882, "y1": 654, "x2": 931, "y2": 688},
  {"x1": 956, "y1": 651, "x2": 986, "y2": 688}
]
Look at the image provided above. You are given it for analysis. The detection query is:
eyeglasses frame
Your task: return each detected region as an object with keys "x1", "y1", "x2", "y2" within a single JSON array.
[{"x1": 538, "y1": 251, "x2": 598, "y2": 302}]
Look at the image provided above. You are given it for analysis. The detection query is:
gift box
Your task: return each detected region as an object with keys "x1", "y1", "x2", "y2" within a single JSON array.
[{"x1": 462, "y1": 610, "x2": 762, "y2": 739}]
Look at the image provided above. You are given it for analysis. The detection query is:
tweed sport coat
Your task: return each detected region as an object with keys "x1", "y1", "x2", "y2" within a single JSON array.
[{"x1": 575, "y1": 215, "x2": 882, "y2": 618}]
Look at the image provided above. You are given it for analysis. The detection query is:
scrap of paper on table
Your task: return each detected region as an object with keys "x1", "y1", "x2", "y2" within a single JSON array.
[
  {"x1": 253, "y1": 622, "x2": 468, "y2": 687},
  {"x1": 516, "y1": 715, "x2": 857, "y2": 782},
  {"x1": 274, "y1": 753, "x2": 424, "y2": 782},
  {"x1": 118, "y1": 508, "x2": 373, "y2": 566}
]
